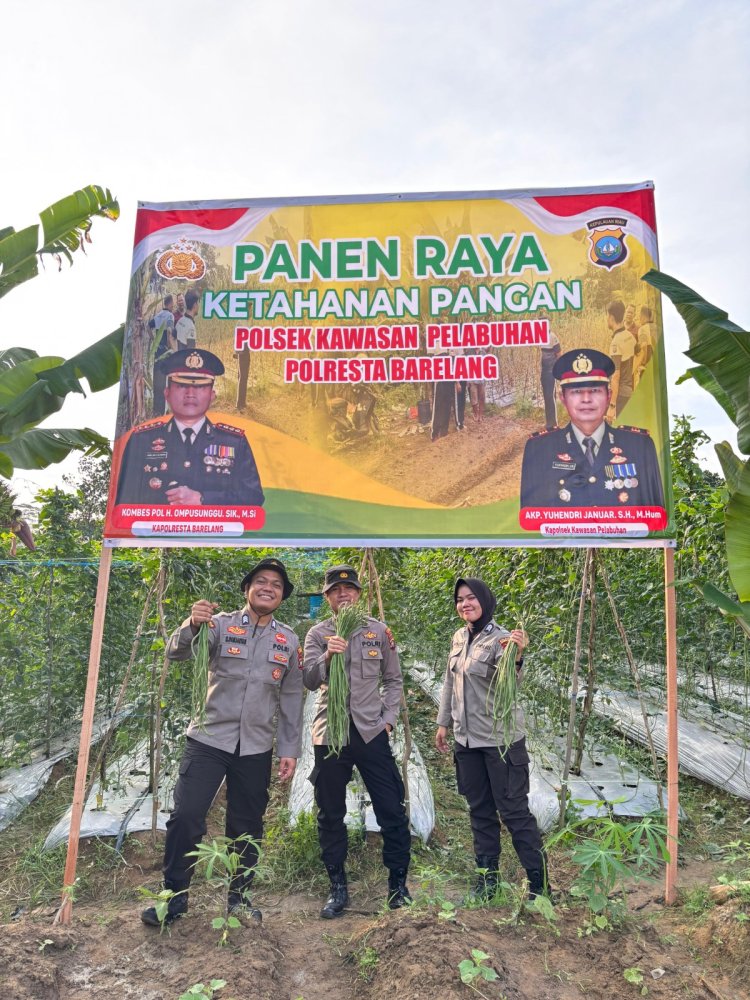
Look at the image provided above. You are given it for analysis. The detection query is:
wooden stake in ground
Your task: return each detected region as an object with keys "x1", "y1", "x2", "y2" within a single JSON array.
[
  {"x1": 54, "y1": 545, "x2": 113, "y2": 925},
  {"x1": 559, "y1": 548, "x2": 592, "y2": 827},
  {"x1": 664, "y1": 546, "x2": 679, "y2": 904},
  {"x1": 573, "y1": 550, "x2": 598, "y2": 775}
]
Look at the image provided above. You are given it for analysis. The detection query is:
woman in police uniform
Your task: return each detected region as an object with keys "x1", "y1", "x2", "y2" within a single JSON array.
[{"x1": 435, "y1": 577, "x2": 549, "y2": 899}]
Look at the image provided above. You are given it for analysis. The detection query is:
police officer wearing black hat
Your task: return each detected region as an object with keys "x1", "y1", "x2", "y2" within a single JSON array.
[
  {"x1": 520, "y1": 348, "x2": 665, "y2": 510},
  {"x1": 115, "y1": 349, "x2": 264, "y2": 507},
  {"x1": 141, "y1": 558, "x2": 303, "y2": 927},
  {"x1": 303, "y1": 565, "x2": 412, "y2": 917}
]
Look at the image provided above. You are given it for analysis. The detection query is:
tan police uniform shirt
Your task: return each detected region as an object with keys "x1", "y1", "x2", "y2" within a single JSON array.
[
  {"x1": 166, "y1": 609, "x2": 303, "y2": 757},
  {"x1": 303, "y1": 616, "x2": 402, "y2": 745},
  {"x1": 436, "y1": 621, "x2": 526, "y2": 748}
]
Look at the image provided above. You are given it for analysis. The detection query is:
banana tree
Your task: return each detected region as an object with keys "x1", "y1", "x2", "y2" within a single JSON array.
[
  {"x1": 0, "y1": 186, "x2": 123, "y2": 481},
  {"x1": 643, "y1": 270, "x2": 750, "y2": 634}
]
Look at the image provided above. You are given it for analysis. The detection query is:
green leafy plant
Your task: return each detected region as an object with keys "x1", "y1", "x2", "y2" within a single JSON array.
[
  {"x1": 643, "y1": 270, "x2": 750, "y2": 633},
  {"x1": 356, "y1": 945, "x2": 380, "y2": 982},
  {"x1": 547, "y1": 806, "x2": 670, "y2": 932},
  {"x1": 178, "y1": 980, "x2": 227, "y2": 1000},
  {"x1": 0, "y1": 186, "x2": 123, "y2": 480},
  {"x1": 623, "y1": 967, "x2": 648, "y2": 994},
  {"x1": 526, "y1": 892, "x2": 560, "y2": 936},
  {"x1": 458, "y1": 949, "x2": 499, "y2": 997},
  {"x1": 136, "y1": 885, "x2": 186, "y2": 932},
  {"x1": 186, "y1": 835, "x2": 260, "y2": 946}
]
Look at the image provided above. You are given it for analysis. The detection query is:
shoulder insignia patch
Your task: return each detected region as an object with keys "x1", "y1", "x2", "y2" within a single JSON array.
[
  {"x1": 529, "y1": 428, "x2": 552, "y2": 439},
  {"x1": 215, "y1": 422, "x2": 245, "y2": 436},
  {"x1": 385, "y1": 626, "x2": 396, "y2": 650},
  {"x1": 297, "y1": 645, "x2": 304, "y2": 669},
  {"x1": 622, "y1": 425, "x2": 650, "y2": 435},
  {"x1": 133, "y1": 419, "x2": 168, "y2": 434}
]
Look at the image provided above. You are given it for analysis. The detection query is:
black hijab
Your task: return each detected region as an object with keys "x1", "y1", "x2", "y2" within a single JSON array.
[{"x1": 454, "y1": 577, "x2": 497, "y2": 644}]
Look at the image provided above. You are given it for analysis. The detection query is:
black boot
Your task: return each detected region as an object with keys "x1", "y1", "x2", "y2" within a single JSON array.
[
  {"x1": 387, "y1": 868, "x2": 412, "y2": 909},
  {"x1": 141, "y1": 886, "x2": 188, "y2": 927},
  {"x1": 471, "y1": 855, "x2": 500, "y2": 901},
  {"x1": 320, "y1": 864, "x2": 349, "y2": 919},
  {"x1": 228, "y1": 878, "x2": 262, "y2": 923},
  {"x1": 526, "y1": 860, "x2": 555, "y2": 901}
]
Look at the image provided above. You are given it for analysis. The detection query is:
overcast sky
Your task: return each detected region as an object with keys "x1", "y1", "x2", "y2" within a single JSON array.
[{"x1": 3, "y1": 0, "x2": 748, "y2": 502}]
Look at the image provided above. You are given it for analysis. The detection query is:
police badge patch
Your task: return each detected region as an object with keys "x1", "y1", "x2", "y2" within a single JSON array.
[{"x1": 587, "y1": 219, "x2": 629, "y2": 270}]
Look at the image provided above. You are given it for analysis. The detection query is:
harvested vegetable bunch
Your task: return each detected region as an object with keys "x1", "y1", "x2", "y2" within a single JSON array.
[
  {"x1": 326, "y1": 604, "x2": 369, "y2": 756},
  {"x1": 485, "y1": 635, "x2": 519, "y2": 753},
  {"x1": 190, "y1": 621, "x2": 212, "y2": 729}
]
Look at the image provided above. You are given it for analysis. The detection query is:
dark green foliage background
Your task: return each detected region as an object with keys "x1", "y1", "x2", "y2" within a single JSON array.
[{"x1": 0, "y1": 417, "x2": 743, "y2": 775}]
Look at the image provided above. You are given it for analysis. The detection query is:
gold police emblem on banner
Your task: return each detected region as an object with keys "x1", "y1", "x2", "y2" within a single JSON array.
[{"x1": 155, "y1": 239, "x2": 206, "y2": 281}]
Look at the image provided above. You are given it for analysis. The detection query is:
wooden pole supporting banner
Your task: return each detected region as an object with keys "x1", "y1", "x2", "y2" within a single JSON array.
[
  {"x1": 664, "y1": 546, "x2": 679, "y2": 905},
  {"x1": 54, "y1": 545, "x2": 113, "y2": 925}
]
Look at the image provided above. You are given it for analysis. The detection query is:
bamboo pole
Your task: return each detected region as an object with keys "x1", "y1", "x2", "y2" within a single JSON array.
[
  {"x1": 151, "y1": 554, "x2": 172, "y2": 839},
  {"x1": 559, "y1": 548, "x2": 592, "y2": 827},
  {"x1": 54, "y1": 545, "x2": 113, "y2": 925},
  {"x1": 573, "y1": 551, "x2": 597, "y2": 774},
  {"x1": 664, "y1": 546, "x2": 679, "y2": 904},
  {"x1": 83, "y1": 575, "x2": 158, "y2": 804}
]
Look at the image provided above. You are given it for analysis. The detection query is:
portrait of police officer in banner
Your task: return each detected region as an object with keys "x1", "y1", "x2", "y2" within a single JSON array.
[
  {"x1": 115, "y1": 349, "x2": 265, "y2": 507},
  {"x1": 520, "y1": 348, "x2": 664, "y2": 510}
]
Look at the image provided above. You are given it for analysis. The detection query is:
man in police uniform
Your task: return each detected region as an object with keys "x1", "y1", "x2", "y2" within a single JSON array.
[
  {"x1": 303, "y1": 565, "x2": 411, "y2": 918},
  {"x1": 115, "y1": 349, "x2": 264, "y2": 507},
  {"x1": 520, "y1": 348, "x2": 665, "y2": 509},
  {"x1": 141, "y1": 558, "x2": 303, "y2": 927}
]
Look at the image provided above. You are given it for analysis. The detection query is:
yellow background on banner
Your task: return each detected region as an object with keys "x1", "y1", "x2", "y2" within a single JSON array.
[{"x1": 215, "y1": 412, "x2": 443, "y2": 509}]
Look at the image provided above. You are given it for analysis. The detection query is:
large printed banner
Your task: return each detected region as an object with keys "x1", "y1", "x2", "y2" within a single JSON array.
[{"x1": 104, "y1": 184, "x2": 673, "y2": 546}]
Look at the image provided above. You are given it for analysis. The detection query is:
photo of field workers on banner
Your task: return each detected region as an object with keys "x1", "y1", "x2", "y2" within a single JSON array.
[{"x1": 104, "y1": 184, "x2": 672, "y2": 547}]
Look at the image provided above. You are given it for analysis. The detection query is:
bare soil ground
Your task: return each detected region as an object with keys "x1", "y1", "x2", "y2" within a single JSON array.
[{"x1": 4, "y1": 871, "x2": 748, "y2": 1000}]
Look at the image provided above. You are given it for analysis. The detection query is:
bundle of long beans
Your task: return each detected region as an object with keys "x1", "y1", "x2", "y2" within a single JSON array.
[
  {"x1": 190, "y1": 621, "x2": 212, "y2": 730},
  {"x1": 326, "y1": 604, "x2": 368, "y2": 756},
  {"x1": 485, "y1": 636, "x2": 519, "y2": 754}
]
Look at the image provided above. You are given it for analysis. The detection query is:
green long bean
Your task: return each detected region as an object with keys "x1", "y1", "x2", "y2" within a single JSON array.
[
  {"x1": 326, "y1": 604, "x2": 368, "y2": 756},
  {"x1": 485, "y1": 637, "x2": 519, "y2": 754}
]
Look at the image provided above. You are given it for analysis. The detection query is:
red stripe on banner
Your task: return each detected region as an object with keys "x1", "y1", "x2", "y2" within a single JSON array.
[
  {"x1": 533, "y1": 190, "x2": 656, "y2": 228},
  {"x1": 133, "y1": 207, "x2": 249, "y2": 247},
  {"x1": 519, "y1": 506, "x2": 668, "y2": 532}
]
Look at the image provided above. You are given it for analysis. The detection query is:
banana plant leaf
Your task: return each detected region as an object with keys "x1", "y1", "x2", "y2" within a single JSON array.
[
  {"x1": 40, "y1": 186, "x2": 119, "y2": 262},
  {"x1": 701, "y1": 583, "x2": 750, "y2": 634},
  {"x1": 0, "y1": 327, "x2": 123, "y2": 440},
  {"x1": 715, "y1": 442, "x2": 746, "y2": 495},
  {"x1": 0, "y1": 186, "x2": 119, "y2": 300},
  {"x1": 643, "y1": 270, "x2": 750, "y2": 454},
  {"x1": 36, "y1": 324, "x2": 124, "y2": 395},
  {"x1": 0, "y1": 347, "x2": 41, "y2": 369},
  {"x1": 675, "y1": 366, "x2": 736, "y2": 424},
  {"x1": 724, "y1": 457, "x2": 750, "y2": 603},
  {"x1": 0, "y1": 427, "x2": 111, "y2": 472}
]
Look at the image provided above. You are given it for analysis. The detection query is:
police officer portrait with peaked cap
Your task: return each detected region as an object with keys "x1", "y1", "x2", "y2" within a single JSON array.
[
  {"x1": 115, "y1": 348, "x2": 264, "y2": 507},
  {"x1": 303, "y1": 563, "x2": 412, "y2": 918},
  {"x1": 519, "y1": 347, "x2": 665, "y2": 509},
  {"x1": 141, "y1": 556, "x2": 303, "y2": 927}
]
